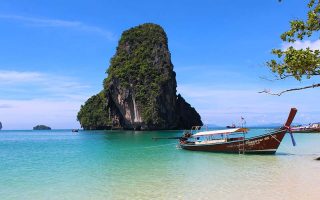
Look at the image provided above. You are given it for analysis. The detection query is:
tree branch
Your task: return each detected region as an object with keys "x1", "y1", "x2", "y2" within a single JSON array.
[
  {"x1": 260, "y1": 73, "x2": 320, "y2": 82},
  {"x1": 260, "y1": 75, "x2": 293, "y2": 82},
  {"x1": 259, "y1": 83, "x2": 320, "y2": 96}
]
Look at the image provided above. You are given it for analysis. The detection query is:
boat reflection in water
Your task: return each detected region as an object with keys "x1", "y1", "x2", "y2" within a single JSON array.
[{"x1": 180, "y1": 108, "x2": 298, "y2": 154}]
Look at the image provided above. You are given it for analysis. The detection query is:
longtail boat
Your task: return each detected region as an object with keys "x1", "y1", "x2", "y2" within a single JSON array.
[{"x1": 179, "y1": 108, "x2": 297, "y2": 154}]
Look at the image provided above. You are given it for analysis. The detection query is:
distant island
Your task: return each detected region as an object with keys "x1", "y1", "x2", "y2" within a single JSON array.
[
  {"x1": 0, "y1": 121, "x2": 2, "y2": 130},
  {"x1": 77, "y1": 23, "x2": 203, "y2": 130},
  {"x1": 33, "y1": 125, "x2": 51, "y2": 130}
]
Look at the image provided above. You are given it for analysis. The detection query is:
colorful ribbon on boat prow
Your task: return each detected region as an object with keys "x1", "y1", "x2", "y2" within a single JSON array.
[
  {"x1": 283, "y1": 125, "x2": 296, "y2": 147},
  {"x1": 284, "y1": 125, "x2": 292, "y2": 132},
  {"x1": 283, "y1": 108, "x2": 298, "y2": 147}
]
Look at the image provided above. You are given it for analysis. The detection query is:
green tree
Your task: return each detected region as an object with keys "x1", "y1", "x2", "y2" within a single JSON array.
[
  {"x1": 77, "y1": 92, "x2": 112, "y2": 130},
  {"x1": 262, "y1": 0, "x2": 320, "y2": 95}
]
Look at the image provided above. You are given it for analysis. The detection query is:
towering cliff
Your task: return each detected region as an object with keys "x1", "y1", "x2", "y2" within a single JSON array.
[{"x1": 78, "y1": 23, "x2": 202, "y2": 130}]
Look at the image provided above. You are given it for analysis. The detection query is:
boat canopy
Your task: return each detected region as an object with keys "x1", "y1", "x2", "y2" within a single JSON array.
[{"x1": 192, "y1": 128, "x2": 243, "y2": 137}]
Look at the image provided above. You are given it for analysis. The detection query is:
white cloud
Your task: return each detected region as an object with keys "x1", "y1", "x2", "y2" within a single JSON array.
[
  {"x1": 177, "y1": 84, "x2": 320, "y2": 126},
  {"x1": 0, "y1": 14, "x2": 115, "y2": 40},
  {"x1": 0, "y1": 70, "x2": 92, "y2": 101},
  {"x1": 0, "y1": 104, "x2": 12, "y2": 108},
  {"x1": 281, "y1": 40, "x2": 320, "y2": 51},
  {"x1": 0, "y1": 70, "x2": 43, "y2": 83},
  {"x1": 0, "y1": 70, "x2": 97, "y2": 129},
  {"x1": 0, "y1": 99, "x2": 83, "y2": 130}
]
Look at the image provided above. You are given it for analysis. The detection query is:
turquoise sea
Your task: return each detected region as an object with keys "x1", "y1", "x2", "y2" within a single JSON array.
[{"x1": 0, "y1": 129, "x2": 319, "y2": 200}]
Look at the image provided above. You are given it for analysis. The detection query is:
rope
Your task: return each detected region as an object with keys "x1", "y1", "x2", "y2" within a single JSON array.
[
  {"x1": 118, "y1": 142, "x2": 177, "y2": 151},
  {"x1": 267, "y1": 129, "x2": 294, "y2": 153},
  {"x1": 269, "y1": 133, "x2": 282, "y2": 144},
  {"x1": 141, "y1": 142, "x2": 178, "y2": 149}
]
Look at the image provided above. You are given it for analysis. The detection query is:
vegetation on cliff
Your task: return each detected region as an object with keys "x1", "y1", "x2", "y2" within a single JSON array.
[
  {"x1": 77, "y1": 92, "x2": 112, "y2": 130},
  {"x1": 33, "y1": 125, "x2": 51, "y2": 130},
  {"x1": 104, "y1": 23, "x2": 173, "y2": 125},
  {"x1": 78, "y1": 23, "x2": 203, "y2": 130}
]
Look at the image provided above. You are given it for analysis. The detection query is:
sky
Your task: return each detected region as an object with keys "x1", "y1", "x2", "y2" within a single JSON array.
[{"x1": 0, "y1": 0, "x2": 319, "y2": 129}]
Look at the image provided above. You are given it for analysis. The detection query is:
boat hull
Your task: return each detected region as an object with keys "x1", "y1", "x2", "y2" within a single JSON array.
[{"x1": 180, "y1": 129, "x2": 286, "y2": 154}]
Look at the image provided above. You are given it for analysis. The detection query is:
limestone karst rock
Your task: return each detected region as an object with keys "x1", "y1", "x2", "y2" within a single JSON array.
[{"x1": 78, "y1": 23, "x2": 202, "y2": 130}]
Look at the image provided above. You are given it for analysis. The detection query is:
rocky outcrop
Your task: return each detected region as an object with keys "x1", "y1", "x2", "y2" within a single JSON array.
[
  {"x1": 78, "y1": 23, "x2": 202, "y2": 130},
  {"x1": 175, "y1": 94, "x2": 203, "y2": 129},
  {"x1": 33, "y1": 125, "x2": 51, "y2": 130},
  {"x1": 77, "y1": 92, "x2": 112, "y2": 130}
]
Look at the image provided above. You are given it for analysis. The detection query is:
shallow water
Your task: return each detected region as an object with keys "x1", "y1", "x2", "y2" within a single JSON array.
[{"x1": 0, "y1": 129, "x2": 319, "y2": 200}]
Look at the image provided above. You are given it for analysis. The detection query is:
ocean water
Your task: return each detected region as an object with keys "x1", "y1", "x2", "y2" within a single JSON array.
[{"x1": 0, "y1": 129, "x2": 319, "y2": 200}]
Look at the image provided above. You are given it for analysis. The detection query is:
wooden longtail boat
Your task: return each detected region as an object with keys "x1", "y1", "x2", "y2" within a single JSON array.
[{"x1": 179, "y1": 108, "x2": 297, "y2": 154}]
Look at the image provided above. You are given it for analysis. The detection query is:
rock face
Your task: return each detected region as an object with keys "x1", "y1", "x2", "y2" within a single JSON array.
[
  {"x1": 77, "y1": 23, "x2": 203, "y2": 130},
  {"x1": 33, "y1": 125, "x2": 51, "y2": 130}
]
